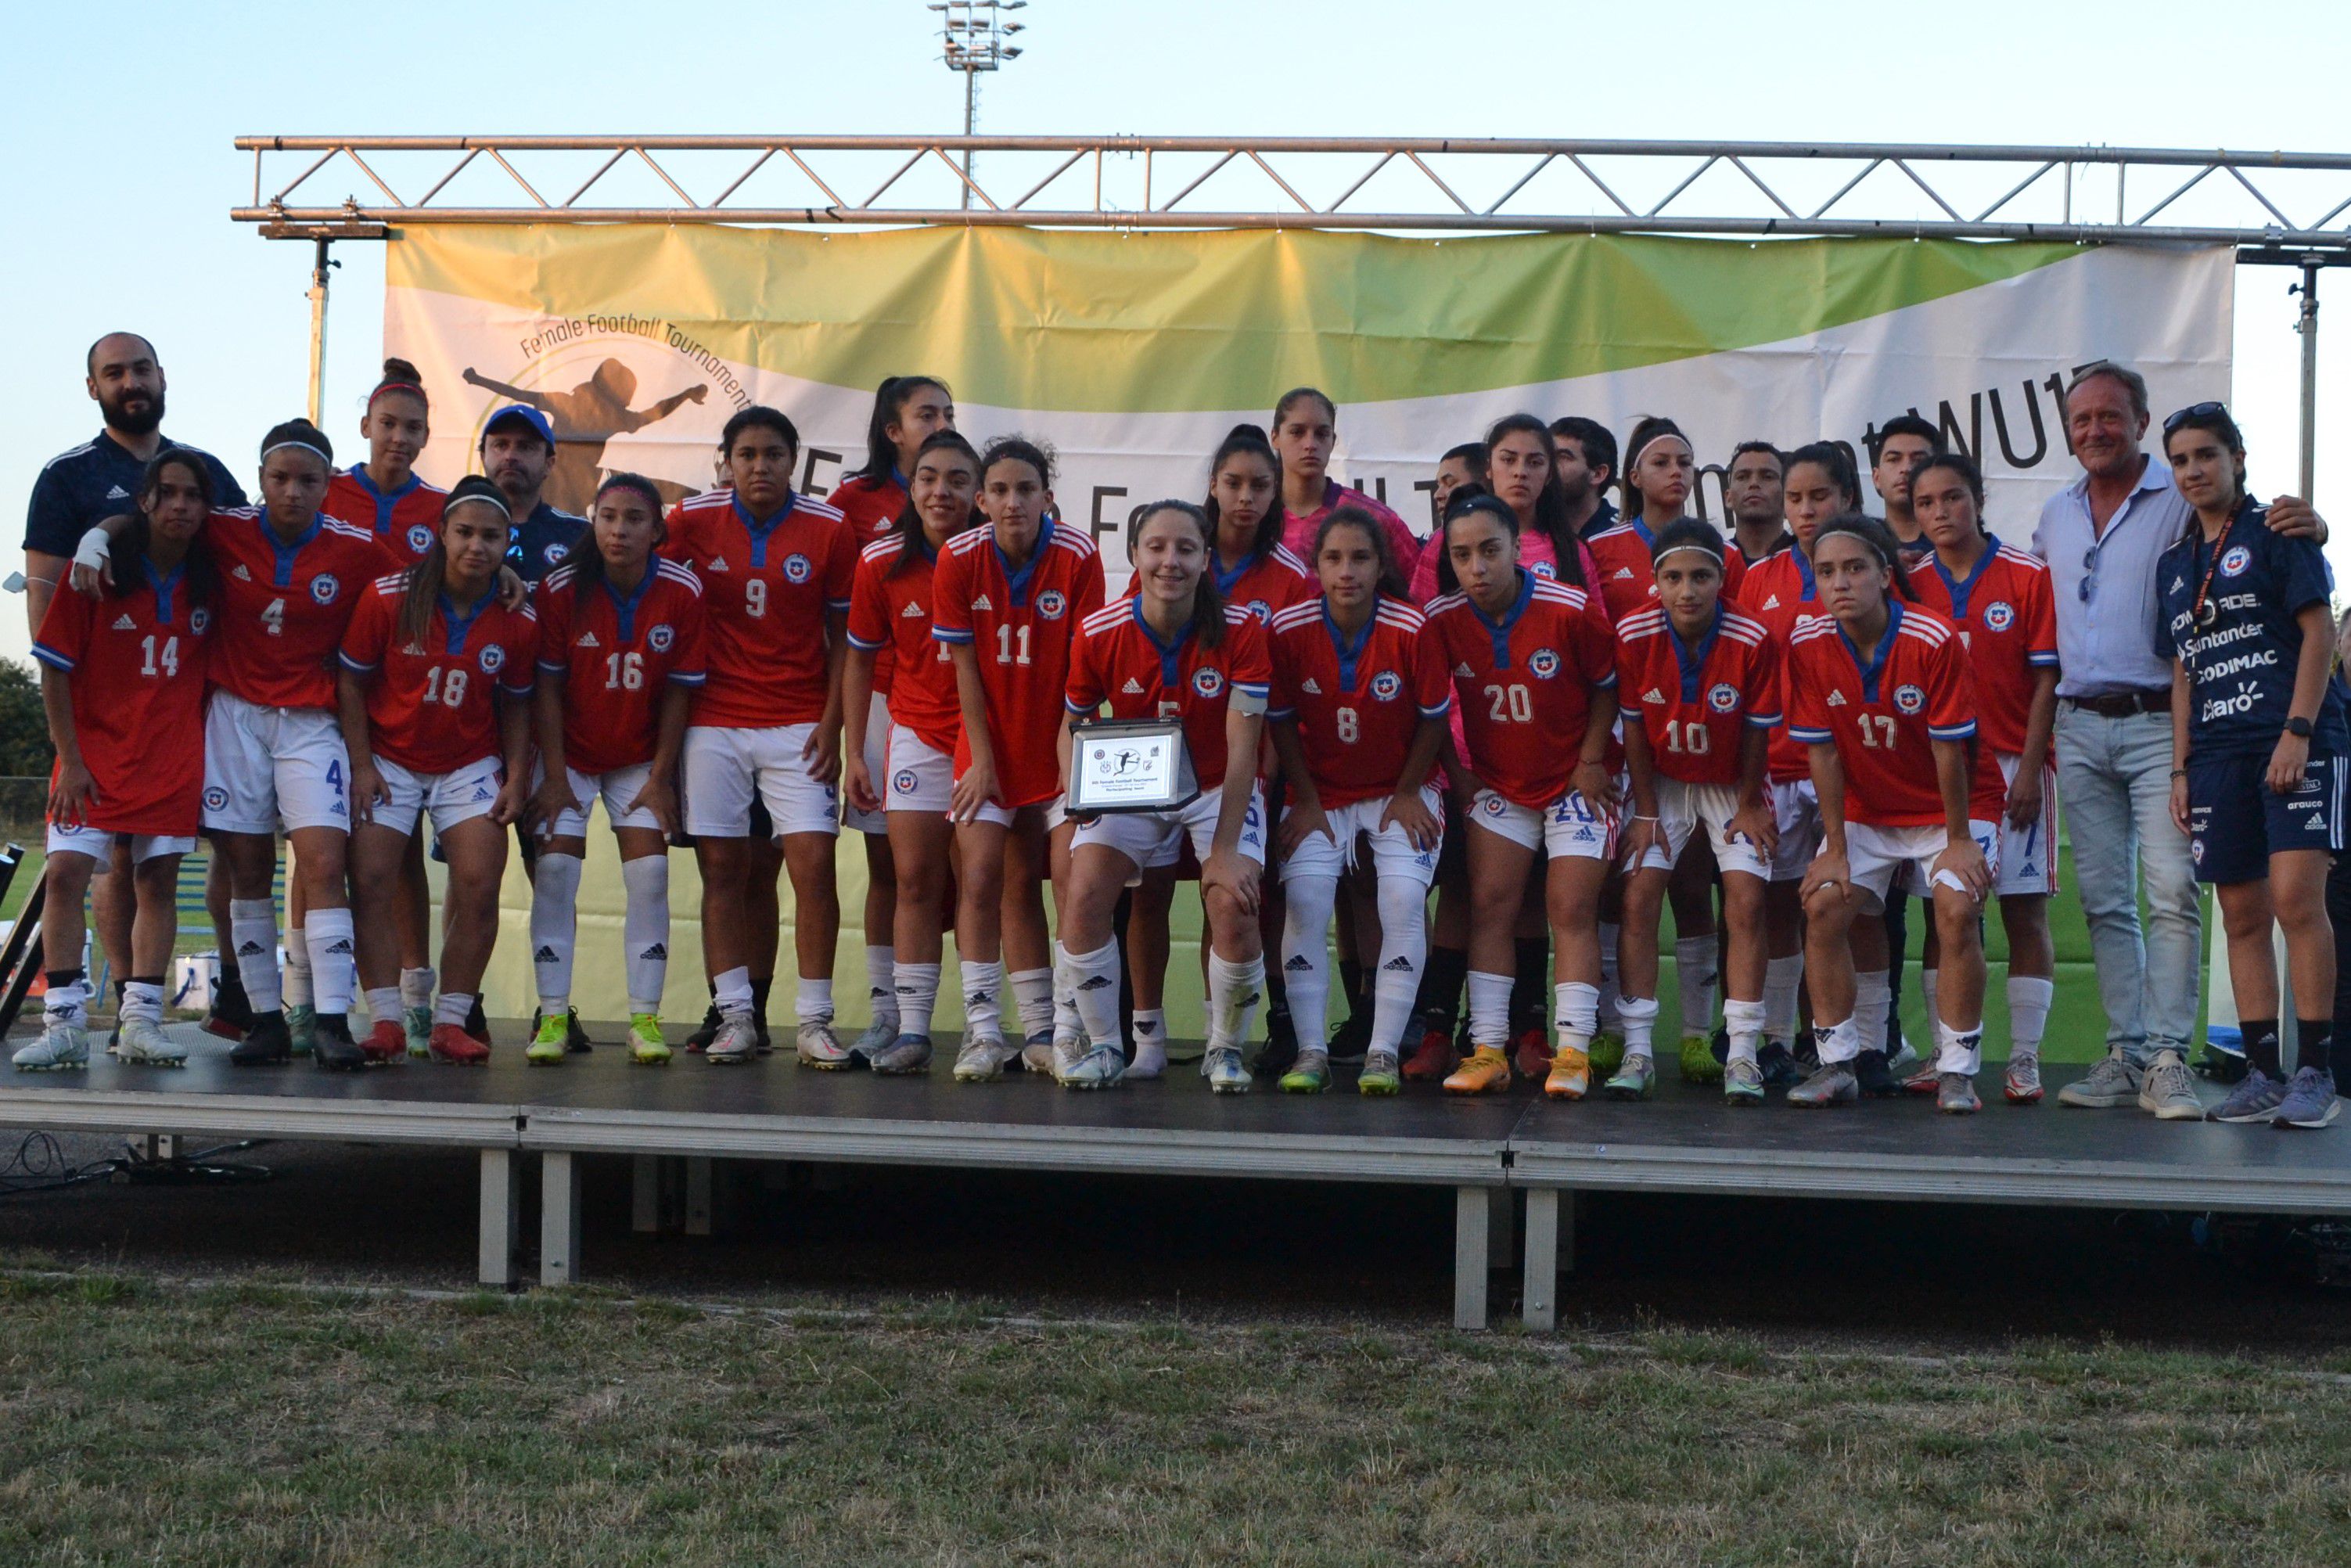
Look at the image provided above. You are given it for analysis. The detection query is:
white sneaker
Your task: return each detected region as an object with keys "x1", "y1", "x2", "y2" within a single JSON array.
[
  {"x1": 1057, "y1": 1044, "x2": 1127, "y2": 1089},
  {"x1": 1205, "y1": 1047, "x2": 1251, "y2": 1094},
  {"x1": 706, "y1": 1016, "x2": 760, "y2": 1063},
  {"x1": 953, "y1": 1037, "x2": 1021, "y2": 1082},
  {"x1": 15, "y1": 1023, "x2": 89, "y2": 1070},
  {"x1": 117, "y1": 1017, "x2": 187, "y2": 1067},
  {"x1": 795, "y1": 1020, "x2": 850, "y2": 1070}
]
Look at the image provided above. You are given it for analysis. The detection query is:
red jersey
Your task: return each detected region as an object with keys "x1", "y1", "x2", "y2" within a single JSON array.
[
  {"x1": 1407, "y1": 527, "x2": 1601, "y2": 607},
  {"x1": 932, "y1": 520, "x2": 1106, "y2": 807},
  {"x1": 1613, "y1": 604, "x2": 1781, "y2": 787},
  {"x1": 340, "y1": 574, "x2": 540, "y2": 775},
  {"x1": 1906, "y1": 536, "x2": 2058, "y2": 757},
  {"x1": 1584, "y1": 520, "x2": 1747, "y2": 625},
  {"x1": 827, "y1": 471, "x2": 908, "y2": 691},
  {"x1": 663, "y1": 490, "x2": 854, "y2": 728},
  {"x1": 1267, "y1": 595, "x2": 1453, "y2": 806},
  {"x1": 1425, "y1": 572, "x2": 1619, "y2": 807},
  {"x1": 847, "y1": 534, "x2": 962, "y2": 755},
  {"x1": 326, "y1": 465, "x2": 448, "y2": 566},
  {"x1": 534, "y1": 559, "x2": 707, "y2": 775},
  {"x1": 206, "y1": 507, "x2": 398, "y2": 711},
  {"x1": 1735, "y1": 547, "x2": 1826, "y2": 784},
  {"x1": 1123, "y1": 543, "x2": 1314, "y2": 628},
  {"x1": 1066, "y1": 599, "x2": 1273, "y2": 789},
  {"x1": 1281, "y1": 481, "x2": 1422, "y2": 581},
  {"x1": 1785, "y1": 602, "x2": 2004, "y2": 828},
  {"x1": 32, "y1": 563, "x2": 213, "y2": 834}
]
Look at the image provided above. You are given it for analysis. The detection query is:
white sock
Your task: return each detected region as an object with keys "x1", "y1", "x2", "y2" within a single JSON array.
[
  {"x1": 282, "y1": 926, "x2": 314, "y2": 1008},
  {"x1": 1052, "y1": 984, "x2": 1082, "y2": 1048},
  {"x1": 1816, "y1": 1016, "x2": 1861, "y2": 1066},
  {"x1": 304, "y1": 908, "x2": 356, "y2": 1016},
  {"x1": 714, "y1": 964, "x2": 753, "y2": 1020},
  {"x1": 230, "y1": 900, "x2": 282, "y2": 1013},
  {"x1": 865, "y1": 944, "x2": 897, "y2": 1031},
  {"x1": 1675, "y1": 934, "x2": 1718, "y2": 1038},
  {"x1": 1055, "y1": 939, "x2": 1122, "y2": 1049},
  {"x1": 1130, "y1": 1009, "x2": 1167, "y2": 1078},
  {"x1": 2007, "y1": 974, "x2": 2054, "y2": 1059},
  {"x1": 1596, "y1": 922, "x2": 1623, "y2": 1029},
  {"x1": 1935, "y1": 1014, "x2": 1984, "y2": 1077},
  {"x1": 530, "y1": 851, "x2": 583, "y2": 1017},
  {"x1": 1206, "y1": 951, "x2": 1266, "y2": 1054},
  {"x1": 434, "y1": 991, "x2": 473, "y2": 1028},
  {"x1": 620, "y1": 854, "x2": 670, "y2": 1014},
  {"x1": 1763, "y1": 953, "x2": 1803, "y2": 1047},
  {"x1": 1009, "y1": 967, "x2": 1055, "y2": 1041},
  {"x1": 1555, "y1": 980, "x2": 1600, "y2": 1056},
  {"x1": 1369, "y1": 874, "x2": 1431, "y2": 1057},
  {"x1": 400, "y1": 966, "x2": 436, "y2": 1010},
  {"x1": 1853, "y1": 969, "x2": 1890, "y2": 1058},
  {"x1": 120, "y1": 980, "x2": 164, "y2": 1027},
  {"x1": 1466, "y1": 969, "x2": 1513, "y2": 1051},
  {"x1": 1724, "y1": 998, "x2": 1766, "y2": 1066},
  {"x1": 795, "y1": 976, "x2": 834, "y2": 1027},
  {"x1": 1279, "y1": 872, "x2": 1338, "y2": 1053},
  {"x1": 960, "y1": 959, "x2": 1005, "y2": 1044},
  {"x1": 1616, "y1": 993, "x2": 1659, "y2": 1059},
  {"x1": 1920, "y1": 967, "x2": 1940, "y2": 1036},
  {"x1": 893, "y1": 962, "x2": 941, "y2": 1039},
  {"x1": 365, "y1": 987, "x2": 401, "y2": 1028},
  {"x1": 43, "y1": 977, "x2": 88, "y2": 1029}
]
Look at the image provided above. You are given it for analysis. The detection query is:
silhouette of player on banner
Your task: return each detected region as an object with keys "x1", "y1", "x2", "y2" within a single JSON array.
[{"x1": 462, "y1": 358, "x2": 710, "y2": 513}]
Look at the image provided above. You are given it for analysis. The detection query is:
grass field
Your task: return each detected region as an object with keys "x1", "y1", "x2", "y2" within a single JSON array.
[{"x1": 1, "y1": 1266, "x2": 2346, "y2": 1566}]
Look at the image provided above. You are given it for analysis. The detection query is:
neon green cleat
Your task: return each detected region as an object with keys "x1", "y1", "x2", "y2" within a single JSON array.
[
  {"x1": 1604, "y1": 1052, "x2": 1655, "y2": 1101},
  {"x1": 1279, "y1": 1049, "x2": 1331, "y2": 1095},
  {"x1": 526, "y1": 1014, "x2": 570, "y2": 1066},
  {"x1": 1587, "y1": 1030, "x2": 1626, "y2": 1077},
  {"x1": 1357, "y1": 1048, "x2": 1400, "y2": 1096},
  {"x1": 1678, "y1": 1032, "x2": 1723, "y2": 1084},
  {"x1": 627, "y1": 1013, "x2": 671, "y2": 1065}
]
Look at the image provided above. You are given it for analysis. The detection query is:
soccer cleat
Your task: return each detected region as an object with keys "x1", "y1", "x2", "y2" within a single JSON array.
[
  {"x1": 1677, "y1": 1033, "x2": 1722, "y2": 1085},
  {"x1": 2213, "y1": 1066, "x2": 2288, "y2": 1124},
  {"x1": 1853, "y1": 1048, "x2": 1901, "y2": 1099},
  {"x1": 706, "y1": 1016, "x2": 760, "y2": 1063},
  {"x1": 1254, "y1": 1007, "x2": 1300, "y2": 1080},
  {"x1": 1443, "y1": 1046, "x2": 1512, "y2": 1096},
  {"x1": 285, "y1": 1003, "x2": 317, "y2": 1057},
  {"x1": 1586, "y1": 1030, "x2": 1626, "y2": 1078},
  {"x1": 1937, "y1": 1072, "x2": 1982, "y2": 1115},
  {"x1": 1325, "y1": 1009, "x2": 1371, "y2": 1063},
  {"x1": 360, "y1": 1019, "x2": 407, "y2": 1065},
  {"x1": 685, "y1": 1002, "x2": 722, "y2": 1054},
  {"x1": 1756, "y1": 1041, "x2": 1803, "y2": 1091},
  {"x1": 426, "y1": 1023, "x2": 491, "y2": 1066},
  {"x1": 566, "y1": 1008, "x2": 591, "y2": 1054},
  {"x1": 627, "y1": 1014, "x2": 671, "y2": 1066},
  {"x1": 870, "y1": 1034, "x2": 933, "y2": 1075},
  {"x1": 795, "y1": 1020, "x2": 850, "y2": 1070},
  {"x1": 1278, "y1": 1049, "x2": 1332, "y2": 1095},
  {"x1": 953, "y1": 1036, "x2": 1021, "y2": 1082},
  {"x1": 1886, "y1": 1038, "x2": 1921, "y2": 1074},
  {"x1": 1019, "y1": 1032, "x2": 1059, "y2": 1076},
  {"x1": 1723, "y1": 1058, "x2": 1765, "y2": 1105},
  {"x1": 1357, "y1": 1048, "x2": 1401, "y2": 1097},
  {"x1": 527, "y1": 1014, "x2": 571, "y2": 1066},
  {"x1": 203, "y1": 972, "x2": 254, "y2": 1041},
  {"x1": 1544, "y1": 1046, "x2": 1591, "y2": 1101},
  {"x1": 2058, "y1": 1048, "x2": 2142, "y2": 1109},
  {"x1": 117, "y1": 1017, "x2": 187, "y2": 1067},
  {"x1": 1900, "y1": 1058, "x2": 1942, "y2": 1095},
  {"x1": 1058, "y1": 1044, "x2": 1127, "y2": 1090},
  {"x1": 403, "y1": 1005, "x2": 433, "y2": 1060},
  {"x1": 1787, "y1": 1062, "x2": 1859, "y2": 1108},
  {"x1": 2003, "y1": 1053, "x2": 2044, "y2": 1105},
  {"x1": 13, "y1": 1023, "x2": 88, "y2": 1071},
  {"x1": 229, "y1": 1012, "x2": 293, "y2": 1066},
  {"x1": 850, "y1": 1016, "x2": 900, "y2": 1064},
  {"x1": 1605, "y1": 1052, "x2": 1655, "y2": 1101},
  {"x1": 1401, "y1": 1029, "x2": 1458, "y2": 1082},
  {"x1": 1206, "y1": 1047, "x2": 1252, "y2": 1094},
  {"x1": 2273, "y1": 1067, "x2": 2341, "y2": 1130},
  {"x1": 2137, "y1": 1049, "x2": 2205, "y2": 1121},
  {"x1": 311, "y1": 1015, "x2": 368, "y2": 1072},
  {"x1": 1512, "y1": 1027, "x2": 1552, "y2": 1081}
]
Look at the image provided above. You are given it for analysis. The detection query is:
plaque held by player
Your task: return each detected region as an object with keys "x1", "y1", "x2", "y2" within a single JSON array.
[{"x1": 1068, "y1": 718, "x2": 1197, "y2": 815}]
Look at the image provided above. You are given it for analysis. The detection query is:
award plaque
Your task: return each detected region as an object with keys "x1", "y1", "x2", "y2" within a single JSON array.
[{"x1": 1069, "y1": 718, "x2": 1197, "y2": 814}]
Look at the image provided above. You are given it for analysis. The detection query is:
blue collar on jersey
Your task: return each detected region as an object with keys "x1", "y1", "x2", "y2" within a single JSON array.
[
  {"x1": 890, "y1": 466, "x2": 909, "y2": 492},
  {"x1": 1835, "y1": 600, "x2": 1903, "y2": 703},
  {"x1": 1627, "y1": 514, "x2": 1659, "y2": 549},
  {"x1": 436, "y1": 591, "x2": 494, "y2": 658},
  {"x1": 1212, "y1": 546, "x2": 1264, "y2": 596},
  {"x1": 731, "y1": 492, "x2": 799, "y2": 569},
  {"x1": 1465, "y1": 567, "x2": 1537, "y2": 671},
  {"x1": 1128, "y1": 595, "x2": 1195, "y2": 689},
  {"x1": 1927, "y1": 532, "x2": 2000, "y2": 621},
  {"x1": 994, "y1": 518, "x2": 1056, "y2": 607},
  {"x1": 1321, "y1": 597, "x2": 1382, "y2": 692},
  {"x1": 599, "y1": 564, "x2": 660, "y2": 643},
  {"x1": 141, "y1": 557, "x2": 187, "y2": 628},
  {"x1": 261, "y1": 511, "x2": 324, "y2": 588},
  {"x1": 1669, "y1": 602, "x2": 1725, "y2": 703},
  {"x1": 347, "y1": 462, "x2": 422, "y2": 536}
]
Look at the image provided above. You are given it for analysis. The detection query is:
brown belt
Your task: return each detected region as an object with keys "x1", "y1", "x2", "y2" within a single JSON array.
[{"x1": 2062, "y1": 689, "x2": 2171, "y2": 717}]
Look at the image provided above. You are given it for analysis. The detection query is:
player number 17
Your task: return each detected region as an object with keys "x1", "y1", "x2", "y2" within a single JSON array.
[{"x1": 1857, "y1": 714, "x2": 1898, "y2": 749}]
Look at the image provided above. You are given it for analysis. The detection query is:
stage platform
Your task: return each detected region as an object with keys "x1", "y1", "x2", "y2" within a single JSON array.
[{"x1": 0, "y1": 1030, "x2": 2344, "y2": 1329}]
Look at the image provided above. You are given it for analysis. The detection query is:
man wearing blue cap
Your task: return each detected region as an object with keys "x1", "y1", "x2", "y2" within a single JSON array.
[{"x1": 479, "y1": 405, "x2": 588, "y2": 584}]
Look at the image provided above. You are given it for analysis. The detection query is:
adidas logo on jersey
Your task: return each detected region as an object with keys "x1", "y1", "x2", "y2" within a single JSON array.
[
  {"x1": 1122, "y1": 678, "x2": 1145, "y2": 694},
  {"x1": 112, "y1": 613, "x2": 137, "y2": 630},
  {"x1": 105, "y1": 484, "x2": 129, "y2": 501},
  {"x1": 1642, "y1": 687, "x2": 1666, "y2": 704},
  {"x1": 401, "y1": 643, "x2": 427, "y2": 657},
  {"x1": 1300, "y1": 677, "x2": 1322, "y2": 695},
  {"x1": 1827, "y1": 690, "x2": 1847, "y2": 706},
  {"x1": 576, "y1": 631, "x2": 600, "y2": 648},
  {"x1": 1612, "y1": 566, "x2": 1636, "y2": 580},
  {"x1": 232, "y1": 564, "x2": 252, "y2": 581},
  {"x1": 1762, "y1": 594, "x2": 1781, "y2": 610},
  {"x1": 901, "y1": 602, "x2": 924, "y2": 617},
  {"x1": 1455, "y1": 662, "x2": 1474, "y2": 678},
  {"x1": 972, "y1": 593, "x2": 993, "y2": 610},
  {"x1": 704, "y1": 558, "x2": 730, "y2": 571}
]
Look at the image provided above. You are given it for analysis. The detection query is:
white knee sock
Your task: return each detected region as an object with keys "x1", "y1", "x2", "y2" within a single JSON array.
[
  {"x1": 1763, "y1": 954, "x2": 1803, "y2": 1047},
  {"x1": 434, "y1": 991, "x2": 473, "y2": 1028},
  {"x1": 1466, "y1": 969, "x2": 1513, "y2": 1051},
  {"x1": 1815, "y1": 1016, "x2": 1861, "y2": 1066},
  {"x1": 1616, "y1": 993, "x2": 1659, "y2": 1059},
  {"x1": 1279, "y1": 872, "x2": 1338, "y2": 1054},
  {"x1": 2007, "y1": 974, "x2": 2054, "y2": 1058},
  {"x1": 1206, "y1": 951, "x2": 1266, "y2": 1054},
  {"x1": 120, "y1": 980, "x2": 163, "y2": 1027},
  {"x1": 282, "y1": 926, "x2": 312, "y2": 1009},
  {"x1": 400, "y1": 966, "x2": 436, "y2": 1011},
  {"x1": 230, "y1": 900, "x2": 282, "y2": 1013},
  {"x1": 1935, "y1": 1015, "x2": 1984, "y2": 1077},
  {"x1": 1009, "y1": 967, "x2": 1055, "y2": 1041},
  {"x1": 43, "y1": 977, "x2": 88, "y2": 1029},
  {"x1": 1369, "y1": 876, "x2": 1431, "y2": 1057},
  {"x1": 1724, "y1": 997, "x2": 1766, "y2": 1066},
  {"x1": 365, "y1": 987, "x2": 401, "y2": 1028},
  {"x1": 1555, "y1": 980, "x2": 1601, "y2": 1056},
  {"x1": 1596, "y1": 922, "x2": 1623, "y2": 1029},
  {"x1": 530, "y1": 851, "x2": 584, "y2": 1016},
  {"x1": 893, "y1": 962, "x2": 942, "y2": 1040},
  {"x1": 304, "y1": 908, "x2": 355, "y2": 1016},
  {"x1": 714, "y1": 965, "x2": 753, "y2": 1020},
  {"x1": 1675, "y1": 934, "x2": 1719, "y2": 1038},
  {"x1": 960, "y1": 959, "x2": 1005, "y2": 1044},
  {"x1": 795, "y1": 976, "x2": 833, "y2": 1027},
  {"x1": 1853, "y1": 969, "x2": 1891, "y2": 1057},
  {"x1": 620, "y1": 854, "x2": 670, "y2": 1014},
  {"x1": 1920, "y1": 967, "x2": 1940, "y2": 1036},
  {"x1": 1055, "y1": 940, "x2": 1122, "y2": 1049},
  {"x1": 865, "y1": 943, "x2": 897, "y2": 1032},
  {"x1": 1129, "y1": 1009, "x2": 1167, "y2": 1077}
]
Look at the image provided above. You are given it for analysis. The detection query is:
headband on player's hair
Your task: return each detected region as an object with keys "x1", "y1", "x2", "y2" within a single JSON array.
[
  {"x1": 443, "y1": 473, "x2": 512, "y2": 520},
  {"x1": 261, "y1": 440, "x2": 332, "y2": 465},
  {"x1": 1627, "y1": 426, "x2": 1688, "y2": 474}
]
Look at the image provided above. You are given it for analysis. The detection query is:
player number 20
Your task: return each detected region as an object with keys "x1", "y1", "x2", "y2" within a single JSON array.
[
  {"x1": 1483, "y1": 683, "x2": 1533, "y2": 724},
  {"x1": 1662, "y1": 721, "x2": 1709, "y2": 756},
  {"x1": 604, "y1": 651, "x2": 645, "y2": 691},
  {"x1": 422, "y1": 666, "x2": 471, "y2": 707}
]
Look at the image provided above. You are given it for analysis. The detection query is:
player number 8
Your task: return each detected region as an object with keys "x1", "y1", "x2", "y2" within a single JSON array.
[{"x1": 1335, "y1": 706, "x2": 1359, "y2": 744}]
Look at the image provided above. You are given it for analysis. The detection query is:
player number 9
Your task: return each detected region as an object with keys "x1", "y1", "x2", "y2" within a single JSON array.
[{"x1": 746, "y1": 580, "x2": 767, "y2": 618}]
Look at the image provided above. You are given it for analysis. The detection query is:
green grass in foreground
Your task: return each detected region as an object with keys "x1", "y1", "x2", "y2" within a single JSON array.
[{"x1": 2, "y1": 1271, "x2": 2348, "y2": 1566}]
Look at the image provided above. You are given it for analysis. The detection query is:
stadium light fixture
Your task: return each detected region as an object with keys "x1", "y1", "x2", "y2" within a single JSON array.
[{"x1": 929, "y1": 1, "x2": 1029, "y2": 209}]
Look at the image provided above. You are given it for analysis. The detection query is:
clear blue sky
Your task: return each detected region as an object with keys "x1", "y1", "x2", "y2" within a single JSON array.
[{"x1": 4, "y1": 0, "x2": 2345, "y2": 661}]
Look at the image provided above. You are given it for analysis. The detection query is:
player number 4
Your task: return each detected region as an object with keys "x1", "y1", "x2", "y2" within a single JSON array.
[{"x1": 260, "y1": 598, "x2": 286, "y2": 638}]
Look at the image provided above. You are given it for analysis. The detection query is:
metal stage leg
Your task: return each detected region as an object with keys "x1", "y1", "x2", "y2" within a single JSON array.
[
  {"x1": 685, "y1": 1157, "x2": 714, "y2": 1236},
  {"x1": 478, "y1": 1149, "x2": 518, "y2": 1287},
  {"x1": 631, "y1": 1155, "x2": 660, "y2": 1233},
  {"x1": 1453, "y1": 1187, "x2": 1490, "y2": 1330},
  {"x1": 1522, "y1": 1189, "x2": 1558, "y2": 1330},
  {"x1": 541, "y1": 1151, "x2": 581, "y2": 1286}
]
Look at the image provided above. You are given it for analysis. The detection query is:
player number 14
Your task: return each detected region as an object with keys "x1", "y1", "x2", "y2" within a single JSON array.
[{"x1": 139, "y1": 634, "x2": 179, "y2": 678}]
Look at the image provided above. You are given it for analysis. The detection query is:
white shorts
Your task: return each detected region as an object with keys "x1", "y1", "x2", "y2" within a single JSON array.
[
  {"x1": 682, "y1": 723, "x2": 840, "y2": 840},
  {"x1": 1468, "y1": 786, "x2": 1616, "y2": 861},
  {"x1": 371, "y1": 755, "x2": 505, "y2": 839},
  {"x1": 885, "y1": 725, "x2": 955, "y2": 815},
  {"x1": 45, "y1": 825, "x2": 195, "y2": 865},
  {"x1": 1280, "y1": 786, "x2": 1443, "y2": 886},
  {"x1": 970, "y1": 793, "x2": 1069, "y2": 832},
  {"x1": 202, "y1": 693, "x2": 350, "y2": 836},
  {"x1": 540, "y1": 761, "x2": 660, "y2": 837},
  {"x1": 1767, "y1": 779, "x2": 1821, "y2": 883},
  {"x1": 1634, "y1": 778, "x2": 1769, "y2": 881},
  {"x1": 1073, "y1": 785, "x2": 1266, "y2": 872},
  {"x1": 1993, "y1": 752, "x2": 2060, "y2": 898},
  {"x1": 1839, "y1": 819, "x2": 2002, "y2": 912},
  {"x1": 844, "y1": 703, "x2": 892, "y2": 835}
]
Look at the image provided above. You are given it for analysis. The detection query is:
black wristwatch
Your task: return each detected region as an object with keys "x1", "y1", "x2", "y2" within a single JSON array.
[{"x1": 2286, "y1": 716, "x2": 2314, "y2": 739}]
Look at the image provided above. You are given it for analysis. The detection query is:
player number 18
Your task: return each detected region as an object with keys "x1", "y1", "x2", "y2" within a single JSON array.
[{"x1": 422, "y1": 666, "x2": 471, "y2": 707}]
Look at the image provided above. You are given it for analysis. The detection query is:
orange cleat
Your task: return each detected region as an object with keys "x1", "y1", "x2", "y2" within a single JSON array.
[
  {"x1": 1443, "y1": 1046, "x2": 1512, "y2": 1095},
  {"x1": 428, "y1": 1023, "x2": 491, "y2": 1065},
  {"x1": 1544, "y1": 1046, "x2": 1591, "y2": 1101},
  {"x1": 1512, "y1": 1027, "x2": 1552, "y2": 1081},
  {"x1": 1402, "y1": 1029, "x2": 1458, "y2": 1082},
  {"x1": 361, "y1": 1019, "x2": 407, "y2": 1064}
]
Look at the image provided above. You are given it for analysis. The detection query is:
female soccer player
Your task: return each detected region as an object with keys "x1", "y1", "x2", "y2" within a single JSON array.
[
  {"x1": 1056, "y1": 501, "x2": 1272, "y2": 1091},
  {"x1": 1906, "y1": 451, "x2": 2060, "y2": 1104},
  {"x1": 1616, "y1": 519, "x2": 1780, "y2": 1102},
  {"x1": 340, "y1": 477, "x2": 538, "y2": 1064},
  {"x1": 1270, "y1": 387, "x2": 1421, "y2": 572},
  {"x1": 1425, "y1": 491, "x2": 1620, "y2": 1098},
  {"x1": 2163, "y1": 405, "x2": 2345, "y2": 1129},
  {"x1": 20, "y1": 453, "x2": 217, "y2": 1070},
  {"x1": 528, "y1": 473, "x2": 705, "y2": 1066},
  {"x1": 667, "y1": 408, "x2": 856, "y2": 1065},
  {"x1": 1785, "y1": 514, "x2": 2000, "y2": 1113},
  {"x1": 844, "y1": 430, "x2": 983, "y2": 1074},
  {"x1": 933, "y1": 437, "x2": 1106, "y2": 1081},
  {"x1": 1267, "y1": 506, "x2": 1450, "y2": 1094},
  {"x1": 829, "y1": 376, "x2": 954, "y2": 1058},
  {"x1": 1407, "y1": 419, "x2": 1600, "y2": 602}
]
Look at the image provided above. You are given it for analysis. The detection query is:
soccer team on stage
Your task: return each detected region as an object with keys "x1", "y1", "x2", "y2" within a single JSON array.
[{"x1": 21, "y1": 336, "x2": 2348, "y2": 1128}]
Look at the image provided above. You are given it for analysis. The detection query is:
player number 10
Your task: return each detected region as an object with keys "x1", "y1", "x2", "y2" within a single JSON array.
[{"x1": 1662, "y1": 721, "x2": 1710, "y2": 756}]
